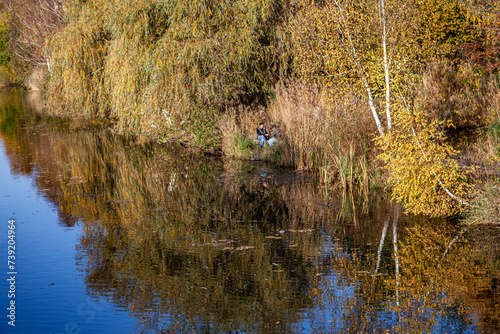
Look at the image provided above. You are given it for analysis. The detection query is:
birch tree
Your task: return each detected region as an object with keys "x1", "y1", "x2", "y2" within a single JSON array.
[
  {"x1": 290, "y1": 0, "x2": 475, "y2": 216},
  {"x1": 290, "y1": 0, "x2": 415, "y2": 135}
]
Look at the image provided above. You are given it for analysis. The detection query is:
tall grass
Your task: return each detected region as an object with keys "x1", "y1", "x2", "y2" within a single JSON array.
[
  {"x1": 266, "y1": 80, "x2": 381, "y2": 195},
  {"x1": 466, "y1": 180, "x2": 500, "y2": 225},
  {"x1": 415, "y1": 59, "x2": 500, "y2": 131}
]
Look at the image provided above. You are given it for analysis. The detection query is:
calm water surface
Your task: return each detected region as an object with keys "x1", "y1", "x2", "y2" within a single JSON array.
[{"x1": 0, "y1": 89, "x2": 498, "y2": 333}]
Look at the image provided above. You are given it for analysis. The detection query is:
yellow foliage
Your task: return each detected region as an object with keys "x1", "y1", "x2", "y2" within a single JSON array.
[
  {"x1": 288, "y1": 0, "x2": 478, "y2": 103},
  {"x1": 376, "y1": 107, "x2": 472, "y2": 216}
]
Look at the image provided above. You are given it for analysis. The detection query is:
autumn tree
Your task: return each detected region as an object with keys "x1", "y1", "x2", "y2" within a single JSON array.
[
  {"x1": 376, "y1": 107, "x2": 472, "y2": 216},
  {"x1": 289, "y1": 0, "x2": 476, "y2": 215}
]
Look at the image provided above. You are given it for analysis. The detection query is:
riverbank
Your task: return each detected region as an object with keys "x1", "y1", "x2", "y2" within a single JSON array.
[
  {"x1": 4, "y1": 81, "x2": 500, "y2": 223},
  {"x1": 219, "y1": 76, "x2": 500, "y2": 222},
  {"x1": 220, "y1": 81, "x2": 384, "y2": 197}
]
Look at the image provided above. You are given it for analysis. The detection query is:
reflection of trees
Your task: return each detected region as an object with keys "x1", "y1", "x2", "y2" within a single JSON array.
[
  {"x1": 1, "y1": 91, "x2": 499, "y2": 333},
  {"x1": 394, "y1": 222, "x2": 500, "y2": 332}
]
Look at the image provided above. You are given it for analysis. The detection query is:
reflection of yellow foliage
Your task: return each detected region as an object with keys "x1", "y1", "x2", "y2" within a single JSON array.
[
  {"x1": 2, "y1": 93, "x2": 499, "y2": 332},
  {"x1": 396, "y1": 222, "x2": 499, "y2": 331}
]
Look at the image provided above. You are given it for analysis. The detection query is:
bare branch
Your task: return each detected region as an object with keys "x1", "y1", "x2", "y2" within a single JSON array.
[{"x1": 5, "y1": 0, "x2": 65, "y2": 66}]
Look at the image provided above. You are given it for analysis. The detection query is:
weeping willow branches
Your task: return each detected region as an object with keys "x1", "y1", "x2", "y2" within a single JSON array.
[{"x1": 46, "y1": 0, "x2": 292, "y2": 148}]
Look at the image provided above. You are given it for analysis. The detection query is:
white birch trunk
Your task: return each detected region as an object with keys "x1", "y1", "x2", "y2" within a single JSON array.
[
  {"x1": 334, "y1": 0, "x2": 385, "y2": 136},
  {"x1": 380, "y1": 0, "x2": 392, "y2": 131},
  {"x1": 375, "y1": 214, "x2": 390, "y2": 276}
]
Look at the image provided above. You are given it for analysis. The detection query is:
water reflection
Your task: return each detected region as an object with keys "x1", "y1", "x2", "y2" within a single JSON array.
[{"x1": 0, "y1": 89, "x2": 498, "y2": 333}]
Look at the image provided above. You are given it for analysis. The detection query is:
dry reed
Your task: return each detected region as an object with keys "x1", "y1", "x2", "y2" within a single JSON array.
[{"x1": 266, "y1": 80, "x2": 381, "y2": 195}]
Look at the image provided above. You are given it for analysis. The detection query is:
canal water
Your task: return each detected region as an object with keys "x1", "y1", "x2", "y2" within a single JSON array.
[{"x1": 0, "y1": 89, "x2": 498, "y2": 333}]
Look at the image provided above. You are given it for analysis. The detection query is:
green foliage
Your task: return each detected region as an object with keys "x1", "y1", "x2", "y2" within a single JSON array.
[
  {"x1": 0, "y1": 12, "x2": 13, "y2": 83},
  {"x1": 46, "y1": 0, "x2": 292, "y2": 149},
  {"x1": 290, "y1": 0, "x2": 384, "y2": 95},
  {"x1": 221, "y1": 132, "x2": 259, "y2": 160},
  {"x1": 0, "y1": 14, "x2": 8, "y2": 66},
  {"x1": 186, "y1": 107, "x2": 221, "y2": 150},
  {"x1": 233, "y1": 134, "x2": 257, "y2": 152},
  {"x1": 488, "y1": 121, "x2": 500, "y2": 158},
  {"x1": 376, "y1": 108, "x2": 472, "y2": 216},
  {"x1": 488, "y1": 121, "x2": 500, "y2": 141}
]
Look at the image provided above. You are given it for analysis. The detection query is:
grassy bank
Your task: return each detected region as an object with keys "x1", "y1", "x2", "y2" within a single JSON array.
[
  {"x1": 221, "y1": 69, "x2": 500, "y2": 220},
  {"x1": 221, "y1": 80, "x2": 384, "y2": 199}
]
